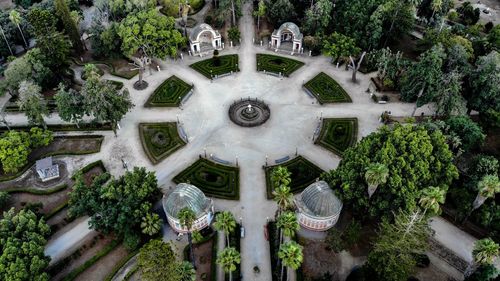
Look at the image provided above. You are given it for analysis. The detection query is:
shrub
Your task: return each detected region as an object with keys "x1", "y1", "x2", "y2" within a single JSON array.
[
  {"x1": 138, "y1": 123, "x2": 187, "y2": 164},
  {"x1": 190, "y1": 55, "x2": 239, "y2": 79},
  {"x1": 413, "y1": 253, "x2": 431, "y2": 268},
  {"x1": 256, "y1": 54, "x2": 304, "y2": 76},
  {"x1": 228, "y1": 27, "x2": 241, "y2": 43},
  {"x1": 315, "y1": 118, "x2": 358, "y2": 156},
  {"x1": 145, "y1": 76, "x2": 193, "y2": 107},
  {"x1": 371, "y1": 94, "x2": 379, "y2": 103},
  {"x1": 381, "y1": 95, "x2": 389, "y2": 102},
  {"x1": 304, "y1": 72, "x2": 352, "y2": 104}
]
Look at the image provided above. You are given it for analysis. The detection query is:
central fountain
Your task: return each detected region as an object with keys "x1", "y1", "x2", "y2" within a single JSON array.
[{"x1": 228, "y1": 98, "x2": 271, "y2": 127}]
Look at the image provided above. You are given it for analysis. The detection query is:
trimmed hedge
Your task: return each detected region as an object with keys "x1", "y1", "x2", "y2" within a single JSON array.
[
  {"x1": 139, "y1": 123, "x2": 186, "y2": 164},
  {"x1": 72, "y1": 160, "x2": 107, "y2": 180},
  {"x1": 62, "y1": 240, "x2": 121, "y2": 281},
  {"x1": 3, "y1": 183, "x2": 68, "y2": 195},
  {"x1": 173, "y1": 158, "x2": 240, "y2": 200},
  {"x1": 190, "y1": 55, "x2": 239, "y2": 79},
  {"x1": 0, "y1": 136, "x2": 104, "y2": 182},
  {"x1": 0, "y1": 123, "x2": 112, "y2": 133},
  {"x1": 304, "y1": 72, "x2": 352, "y2": 104},
  {"x1": 256, "y1": 54, "x2": 304, "y2": 77},
  {"x1": 103, "y1": 249, "x2": 139, "y2": 281},
  {"x1": 264, "y1": 156, "x2": 324, "y2": 199},
  {"x1": 145, "y1": 76, "x2": 193, "y2": 107},
  {"x1": 315, "y1": 118, "x2": 358, "y2": 156}
]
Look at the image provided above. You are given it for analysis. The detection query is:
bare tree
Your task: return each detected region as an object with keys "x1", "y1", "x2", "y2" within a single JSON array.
[{"x1": 348, "y1": 51, "x2": 367, "y2": 83}]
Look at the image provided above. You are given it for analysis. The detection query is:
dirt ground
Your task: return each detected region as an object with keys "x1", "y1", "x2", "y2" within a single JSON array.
[
  {"x1": 193, "y1": 238, "x2": 215, "y2": 281},
  {"x1": 74, "y1": 244, "x2": 129, "y2": 281}
]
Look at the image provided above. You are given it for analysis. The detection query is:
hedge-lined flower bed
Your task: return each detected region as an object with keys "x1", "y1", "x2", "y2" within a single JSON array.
[
  {"x1": 304, "y1": 72, "x2": 352, "y2": 104},
  {"x1": 138, "y1": 123, "x2": 186, "y2": 164},
  {"x1": 145, "y1": 76, "x2": 193, "y2": 107},
  {"x1": 173, "y1": 158, "x2": 240, "y2": 200},
  {"x1": 190, "y1": 55, "x2": 239, "y2": 79},
  {"x1": 315, "y1": 118, "x2": 358, "y2": 156},
  {"x1": 256, "y1": 54, "x2": 304, "y2": 77},
  {"x1": 264, "y1": 156, "x2": 324, "y2": 199}
]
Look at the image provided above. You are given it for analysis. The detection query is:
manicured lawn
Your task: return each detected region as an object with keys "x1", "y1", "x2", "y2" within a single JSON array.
[
  {"x1": 264, "y1": 156, "x2": 324, "y2": 199},
  {"x1": 315, "y1": 118, "x2": 358, "y2": 156},
  {"x1": 190, "y1": 55, "x2": 239, "y2": 79},
  {"x1": 173, "y1": 158, "x2": 240, "y2": 200},
  {"x1": 256, "y1": 54, "x2": 304, "y2": 76},
  {"x1": 138, "y1": 123, "x2": 187, "y2": 164},
  {"x1": 304, "y1": 72, "x2": 352, "y2": 104},
  {"x1": 145, "y1": 76, "x2": 193, "y2": 107}
]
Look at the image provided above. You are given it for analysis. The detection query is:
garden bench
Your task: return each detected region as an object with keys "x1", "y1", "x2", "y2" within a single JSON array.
[
  {"x1": 275, "y1": 156, "x2": 290, "y2": 164},
  {"x1": 180, "y1": 89, "x2": 194, "y2": 105},
  {"x1": 210, "y1": 155, "x2": 232, "y2": 166},
  {"x1": 377, "y1": 100, "x2": 387, "y2": 104},
  {"x1": 178, "y1": 125, "x2": 188, "y2": 143},
  {"x1": 302, "y1": 87, "x2": 315, "y2": 99}
]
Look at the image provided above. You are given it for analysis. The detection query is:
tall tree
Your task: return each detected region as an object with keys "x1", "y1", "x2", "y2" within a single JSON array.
[
  {"x1": 253, "y1": 0, "x2": 266, "y2": 31},
  {"x1": 434, "y1": 71, "x2": 467, "y2": 117},
  {"x1": 467, "y1": 51, "x2": 500, "y2": 114},
  {"x1": 55, "y1": 0, "x2": 83, "y2": 53},
  {"x1": 472, "y1": 175, "x2": 500, "y2": 211},
  {"x1": 0, "y1": 208, "x2": 51, "y2": 281},
  {"x1": 278, "y1": 241, "x2": 303, "y2": 281},
  {"x1": 364, "y1": 163, "x2": 389, "y2": 198},
  {"x1": 16, "y1": 81, "x2": 48, "y2": 129},
  {"x1": 81, "y1": 69, "x2": 133, "y2": 135},
  {"x1": 177, "y1": 261, "x2": 196, "y2": 281},
  {"x1": 137, "y1": 239, "x2": 180, "y2": 281},
  {"x1": 303, "y1": 0, "x2": 333, "y2": 35},
  {"x1": 217, "y1": 247, "x2": 241, "y2": 281},
  {"x1": 54, "y1": 83, "x2": 85, "y2": 127},
  {"x1": 0, "y1": 56, "x2": 32, "y2": 96},
  {"x1": 213, "y1": 211, "x2": 237, "y2": 247},
  {"x1": 324, "y1": 124, "x2": 458, "y2": 218},
  {"x1": 277, "y1": 211, "x2": 300, "y2": 239},
  {"x1": 367, "y1": 210, "x2": 430, "y2": 281},
  {"x1": 419, "y1": 186, "x2": 446, "y2": 215},
  {"x1": 178, "y1": 207, "x2": 197, "y2": 269},
  {"x1": 272, "y1": 185, "x2": 294, "y2": 217},
  {"x1": 271, "y1": 166, "x2": 291, "y2": 189},
  {"x1": 0, "y1": 25, "x2": 13, "y2": 56},
  {"x1": 140, "y1": 213, "x2": 162, "y2": 236},
  {"x1": 472, "y1": 238, "x2": 499, "y2": 266},
  {"x1": 323, "y1": 32, "x2": 361, "y2": 68},
  {"x1": 9, "y1": 10, "x2": 28, "y2": 49},
  {"x1": 269, "y1": 0, "x2": 296, "y2": 25}
]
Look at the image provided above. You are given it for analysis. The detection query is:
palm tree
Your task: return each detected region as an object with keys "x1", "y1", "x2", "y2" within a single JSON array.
[
  {"x1": 272, "y1": 185, "x2": 294, "y2": 217},
  {"x1": 9, "y1": 10, "x2": 28, "y2": 49},
  {"x1": 178, "y1": 207, "x2": 197, "y2": 268},
  {"x1": 472, "y1": 175, "x2": 500, "y2": 211},
  {"x1": 277, "y1": 211, "x2": 300, "y2": 240},
  {"x1": 140, "y1": 213, "x2": 162, "y2": 236},
  {"x1": 214, "y1": 211, "x2": 237, "y2": 247},
  {"x1": 177, "y1": 261, "x2": 196, "y2": 281},
  {"x1": 0, "y1": 26, "x2": 13, "y2": 56},
  {"x1": 278, "y1": 241, "x2": 303, "y2": 281},
  {"x1": 473, "y1": 238, "x2": 499, "y2": 266},
  {"x1": 364, "y1": 163, "x2": 389, "y2": 198},
  {"x1": 271, "y1": 166, "x2": 291, "y2": 189},
  {"x1": 216, "y1": 247, "x2": 241, "y2": 281},
  {"x1": 419, "y1": 186, "x2": 446, "y2": 216},
  {"x1": 430, "y1": 0, "x2": 443, "y2": 19}
]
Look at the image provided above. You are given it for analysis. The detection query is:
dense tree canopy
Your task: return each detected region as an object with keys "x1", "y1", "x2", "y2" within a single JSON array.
[
  {"x1": 17, "y1": 80, "x2": 48, "y2": 129},
  {"x1": 68, "y1": 167, "x2": 160, "y2": 248},
  {"x1": 0, "y1": 208, "x2": 51, "y2": 281},
  {"x1": 137, "y1": 239, "x2": 180, "y2": 281},
  {"x1": 468, "y1": 51, "x2": 500, "y2": 114},
  {"x1": 324, "y1": 124, "x2": 458, "y2": 218},
  {"x1": 118, "y1": 9, "x2": 185, "y2": 59}
]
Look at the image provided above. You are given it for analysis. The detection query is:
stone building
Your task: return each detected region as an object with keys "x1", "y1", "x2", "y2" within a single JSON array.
[
  {"x1": 271, "y1": 22, "x2": 303, "y2": 52},
  {"x1": 189, "y1": 23, "x2": 222, "y2": 54}
]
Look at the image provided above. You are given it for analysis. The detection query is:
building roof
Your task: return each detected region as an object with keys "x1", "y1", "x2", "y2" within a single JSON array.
[
  {"x1": 272, "y1": 22, "x2": 303, "y2": 40},
  {"x1": 163, "y1": 183, "x2": 211, "y2": 219},
  {"x1": 296, "y1": 181, "x2": 342, "y2": 218},
  {"x1": 36, "y1": 157, "x2": 53, "y2": 170},
  {"x1": 189, "y1": 23, "x2": 220, "y2": 42}
]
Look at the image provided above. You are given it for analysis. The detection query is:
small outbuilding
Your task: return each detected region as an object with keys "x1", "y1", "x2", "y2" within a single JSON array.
[
  {"x1": 271, "y1": 22, "x2": 303, "y2": 52},
  {"x1": 162, "y1": 183, "x2": 214, "y2": 233},
  {"x1": 35, "y1": 157, "x2": 60, "y2": 182},
  {"x1": 189, "y1": 23, "x2": 222, "y2": 54},
  {"x1": 295, "y1": 181, "x2": 342, "y2": 231}
]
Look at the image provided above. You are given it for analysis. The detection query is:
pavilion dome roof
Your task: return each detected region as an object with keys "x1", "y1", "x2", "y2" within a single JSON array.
[
  {"x1": 296, "y1": 181, "x2": 342, "y2": 218},
  {"x1": 163, "y1": 183, "x2": 211, "y2": 219},
  {"x1": 273, "y1": 22, "x2": 303, "y2": 40},
  {"x1": 189, "y1": 23, "x2": 220, "y2": 42}
]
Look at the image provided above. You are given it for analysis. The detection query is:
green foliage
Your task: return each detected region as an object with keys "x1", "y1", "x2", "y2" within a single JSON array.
[
  {"x1": 445, "y1": 115, "x2": 485, "y2": 151},
  {"x1": 419, "y1": 186, "x2": 446, "y2": 215},
  {"x1": 214, "y1": 211, "x2": 237, "y2": 246},
  {"x1": 54, "y1": 83, "x2": 85, "y2": 126},
  {"x1": 375, "y1": 48, "x2": 409, "y2": 89},
  {"x1": 268, "y1": 0, "x2": 296, "y2": 25},
  {"x1": 17, "y1": 81, "x2": 48, "y2": 129},
  {"x1": 469, "y1": 155, "x2": 499, "y2": 181},
  {"x1": 434, "y1": 71, "x2": 467, "y2": 117},
  {"x1": 322, "y1": 32, "x2": 360, "y2": 64},
  {"x1": 315, "y1": 118, "x2": 358, "y2": 156},
  {"x1": 256, "y1": 54, "x2": 304, "y2": 76},
  {"x1": 177, "y1": 261, "x2": 196, "y2": 281},
  {"x1": 137, "y1": 239, "x2": 181, "y2": 281},
  {"x1": 278, "y1": 240, "x2": 303, "y2": 270},
  {"x1": 0, "y1": 191, "x2": 10, "y2": 209},
  {"x1": 303, "y1": 0, "x2": 333, "y2": 35},
  {"x1": 457, "y1": 1, "x2": 480, "y2": 25},
  {"x1": 178, "y1": 207, "x2": 196, "y2": 231},
  {"x1": 55, "y1": 0, "x2": 83, "y2": 53},
  {"x1": 228, "y1": 27, "x2": 240, "y2": 43},
  {"x1": 326, "y1": 220, "x2": 362, "y2": 252},
  {"x1": 145, "y1": 76, "x2": 193, "y2": 107},
  {"x1": 68, "y1": 167, "x2": 160, "y2": 240},
  {"x1": 190, "y1": 54, "x2": 239, "y2": 79},
  {"x1": 277, "y1": 211, "x2": 299, "y2": 238},
  {"x1": 89, "y1": 22, "x2": 122, "y2": 58},
  {"x1": 400, "y1": 44, "x2": 446, "y2": 104},
  {"x1": 265, "y1": 156, "x2": 324, "y2": 199},
  {"x1": 465, "y1": 264, "x2": 499, "y2": 281},
  {"x1": 138, "y1": 122, "x2": 186, "y2": 164},
  {"x1": 0, "y1": 208, "x2": 51, "y2": 281},
  {"x1": 473, "y1": 238, "x2": 500, "y2": 265},
  {"x1": 468, "y1": 51, "x2": 500, "y2": 113},
  {"x1": 325, "y1": 124, "x2": 458, "y2": 218},
  {"x1": 270, "y1": 166, "x2": 291, "y2": 189},
  {"x1": 304, "y1": 72, "x2": 352, "y2": 104},
  {"x1": 140, "y1": 213, "x2": 162, "y2": 236},
  {"x1": 173, "y1": 158, "x2": 240, "y2": 200},
  {"x1": 366, "y1": 210, "x2": 430, "y2": 281},
  {"x1": 217, "y1": 247, "x2": 241, "y2": 274},
  {"x1": 118, "y1": 9, "x2": 185, "y2": 59}
]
